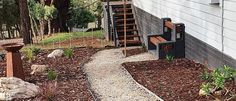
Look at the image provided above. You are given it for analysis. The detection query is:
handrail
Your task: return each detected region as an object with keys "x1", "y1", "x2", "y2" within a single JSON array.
[{"x1": 109, "y1": 6, "x2": 119, "y2": 47}]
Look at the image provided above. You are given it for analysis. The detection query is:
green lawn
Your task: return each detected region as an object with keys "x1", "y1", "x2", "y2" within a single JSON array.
[{"x1": 41, "y1": 30, "x2": 104, "y2": 45}]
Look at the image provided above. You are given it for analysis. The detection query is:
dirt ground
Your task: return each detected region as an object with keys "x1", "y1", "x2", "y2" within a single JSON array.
[
  {"x1": 122, "y1": 59, "x2": 236, "y2": 101},
  {"x1": 0, "y1": 47, "x2": 100, "y2": 100}
]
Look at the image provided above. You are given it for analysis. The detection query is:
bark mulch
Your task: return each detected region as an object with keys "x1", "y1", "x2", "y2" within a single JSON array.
[
  {"x1": 122, "y1": 59, "x2": 236, "y2": 101},
  {"x1": 122, "y1": 48, "x2": 147, "y2": 57},
  {"x1": 0, "y1": 47, "x2": 100, "y2": 101}
]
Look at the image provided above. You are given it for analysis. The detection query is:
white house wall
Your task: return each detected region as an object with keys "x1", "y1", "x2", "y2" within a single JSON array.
[{"x1": 133, "y1": 0, "x2": 236, "y2": 60}]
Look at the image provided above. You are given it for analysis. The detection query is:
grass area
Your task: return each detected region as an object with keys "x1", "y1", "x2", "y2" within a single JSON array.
[{"x1": 41, "y1": 30, "x2": 104, "y2": 45}]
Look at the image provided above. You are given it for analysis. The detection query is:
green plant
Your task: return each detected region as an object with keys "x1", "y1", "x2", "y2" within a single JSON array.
[
  {"x1": 166, "y1": 54, "x2": 174, "y2": 62},
  {"x1": 200, "y1": 65, "x2": 236, "y2": 100},
  {"x1": 201, "y1": 69, "x2": 212, "y2": 81},
  {"x1": 141, "y1": 43, "x2": 147, "y2": 52},
  {"x1": 47, "y1": 70, "x2": 57, "y2": 81},
  {"x1": 64, "y1": 48, "x2": 73, "y2": 58},
  {"x1": 24, "y1": 48, "x2": 34, "y2": 62},
  {"x1": 29, "y1": 46, "x2": 41, "y2": 55}
]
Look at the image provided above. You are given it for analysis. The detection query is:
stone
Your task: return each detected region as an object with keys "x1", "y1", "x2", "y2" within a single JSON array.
[
  {"x1": 30, "y1": 65, "x2": 49, "y2": 75},
  {"x1": 47, "y1": 49, "x2": 64, "y2": 58},
  {"x1": 0, "y1": 77, "x2": 39, "y2": 100}
]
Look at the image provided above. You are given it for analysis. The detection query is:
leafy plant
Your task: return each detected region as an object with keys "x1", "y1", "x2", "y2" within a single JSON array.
[
  {"x1": 47, "y1": 70, "x2": 57, "y2": 81},
  {"x1": 39, "y1": 81, "x2": 57, "y2": 101},
  {"x1": 200, "y1": 65, "x2": 236, "y2": 100},
  {"x1": 166, "y1": 54, "x2": 174, "y2": 62},
  {"x1": 64, "y1": 48, "x2": 73, "y2": 58},
  {"x1": 24, "y1": 48, "x2": 34, "y2": 62},
  {"x1": 29, "y1": 46, "x2": 41, "y2": 55},
  {"x1": 201, "y1": 69, "x2": 212, "y2": 81},
  {"x1": 141, "y1": 43, "x2": 147, "y2": 52}
]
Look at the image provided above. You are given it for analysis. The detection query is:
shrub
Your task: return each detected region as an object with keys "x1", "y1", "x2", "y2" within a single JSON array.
[
  {"x1": 39, "y1": 81, "x2": 57, "y2": 101},
  {"x1": 199, "y1": 65, "x2": 236, "y2": 100},
  {"x1": 24, "y1": 48, "x2": 34, "y2": 62},
  {"x1": 201, "y1": 69, "x2": 212, "y2": 82},
  {"x1": 29, "y1": 46, "x2": 41, "y2": 56},
  {"x1": 47, "y1": 70, "x2": 57, "y2": 81},
  {"x1": 165, "y1": 54, "x2": 174, "y2": 62},
  {"x1": 64, "y1": 48, "x2": 73, "y2": 58}
]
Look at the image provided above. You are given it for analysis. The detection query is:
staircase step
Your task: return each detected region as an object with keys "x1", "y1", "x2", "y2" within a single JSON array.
[
  {"x1": 119, "y1": 40, "x2": 142, "y2": 45},
  {"x1": 117, "y1": 29, "x2": 138, "y2": 33},
  {"x1": 119, "y1": 34, "x2": 140, "y2": 39},
  {"x1": 114, "y1": 13, "x2": 133, "y2": 16},
  {"x1": 114, "y1": 8, "x2": 132, "y2": 12},
  {"x1": 116, "y1": 18, "x2": 135, "y2": 23},
  {"x1": 116, "y1": 23, "x2": 136, "y2": 27}
]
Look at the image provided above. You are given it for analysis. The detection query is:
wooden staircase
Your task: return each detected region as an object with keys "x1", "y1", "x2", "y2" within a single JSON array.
[{"x1": 112, "y1": 4, "x2": 141, "y2": 46}]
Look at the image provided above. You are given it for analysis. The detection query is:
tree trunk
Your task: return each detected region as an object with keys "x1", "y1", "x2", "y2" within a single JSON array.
[
  {"x1": 97, "y1": 16, "x2": 102, "y2": 29},
  {"x1": 19, "y1": 0, "x2": 32, "y2": 44},
  {"x1": 48, "y1": 20, "x2": 51, "y2": 35},
  {"x1": 39, "y1": 20, "x2": 45, "y2": 40}
]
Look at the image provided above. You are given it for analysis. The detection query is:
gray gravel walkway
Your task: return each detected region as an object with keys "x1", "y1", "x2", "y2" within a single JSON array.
[{"x1": 83, "y1": 48, "x2": 163, "y2": 101}]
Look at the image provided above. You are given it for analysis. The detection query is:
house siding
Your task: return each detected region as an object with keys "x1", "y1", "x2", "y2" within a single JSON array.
[{"x1": 133, "y1": 0, "x2": 236, "y2": 68}]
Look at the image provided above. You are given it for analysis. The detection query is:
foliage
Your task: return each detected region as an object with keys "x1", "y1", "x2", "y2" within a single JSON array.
[
  {"x1": 47, "y1": 70, "x2": 57, "y2": 81},
  {"x1": 39, "y1": 81, "x2": 57, "y2": 100},
  {"x1": 41, "y1": 30, "x2": 103, "y2": 45},
  {"x1": 34, "y1": 3, "x2": 45, "y2": 21},
  {"x1": 24, "y1": 48, "x2": 34, "y2": 62},
  {"x1": 64, "y1": 48, "x2": 73, "y2": 58},
  {"x1": 44, "y1": 5, "x2": 57, "y2": 21},
  {"x1": 67, "y1": 0, "x2": 96, "y2": 28},
  {"x1": 29, "y1": 46, "x2": 41, "y2": 55},
  {"x1": 201, "y1": 69, "x2": 212, "y2": 81},
  {"x1": 200, "y1": 65, "x2": 236, "y2": 100},
  {"x1": 165, "y1": 54, "x2": 174, "y2": 62}
]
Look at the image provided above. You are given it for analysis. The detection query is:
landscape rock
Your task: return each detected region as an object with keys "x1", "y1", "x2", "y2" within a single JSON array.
[
  {"x1": 31, "y1": 65, "x2": 49, "y2": 75},
  {"x1": 0, "y1": 53, "x2": 5, "y2": 61},
  {"x1": 47, "y1": 49, "x2": 64, "y2": 58},
  {"x1": 0, "y1": 77, "x2": 39, "y2": 100}
]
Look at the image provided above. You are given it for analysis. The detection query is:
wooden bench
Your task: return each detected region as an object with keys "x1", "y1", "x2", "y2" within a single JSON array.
[{"x1": 147, "y1": 18, "x2": 185, "y2": 59}]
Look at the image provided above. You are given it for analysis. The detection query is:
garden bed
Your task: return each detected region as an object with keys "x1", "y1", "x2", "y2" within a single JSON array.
[
  {"x1": 122, "y1": 59, "x2": 236, "y2": 101},
  {"x1": 0, "y1": 47, "x2": 100, "y2": 100}
]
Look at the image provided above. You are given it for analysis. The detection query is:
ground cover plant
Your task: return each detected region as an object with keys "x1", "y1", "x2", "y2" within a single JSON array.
[
  {"x1": 41, "y1": 31, "x2": 103, "y2": 45},
  {"x1": 122, "y1": 59, "x2": 236, "y2": 101},
  {"x1": 200, "y1": 65, "x2": 236, "y2": 101}
]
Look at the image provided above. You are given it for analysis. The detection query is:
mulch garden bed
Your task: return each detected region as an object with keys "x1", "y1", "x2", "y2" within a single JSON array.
[
  {"x1": 122, "y1": 48, "x2": 147, "y2": 57},
  {"x1": 122, "y1": 59, "x2": 236, "y2": 101},
  {"x1": 0, "y1": 47, "x2": 100, "y2": 100}
]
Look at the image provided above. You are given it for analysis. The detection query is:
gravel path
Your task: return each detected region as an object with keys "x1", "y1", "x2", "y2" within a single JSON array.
[{"x1": 83, "y1": 48, "x2": 163, "y2": 101}]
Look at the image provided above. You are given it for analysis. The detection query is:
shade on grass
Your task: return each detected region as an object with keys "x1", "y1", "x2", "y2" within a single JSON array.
[{"x1": 41, "y1": 30, "x2": 103, "y2": 45}]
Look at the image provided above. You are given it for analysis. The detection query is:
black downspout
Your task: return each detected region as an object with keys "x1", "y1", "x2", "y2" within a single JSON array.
[{"x1": 106, "y1": 0, "x2": 112, "y2": 40}]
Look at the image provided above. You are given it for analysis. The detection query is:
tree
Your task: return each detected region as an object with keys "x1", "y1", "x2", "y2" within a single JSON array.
[
  {"x1": 44, "y1": 5, "x2": 57, "y2": 35},
  {"x1": 67, "y1": 0, "x2": 95, "y2": 29},
  {"x1": 19, "y1": 0, "x2": 32, "y2": 44}
]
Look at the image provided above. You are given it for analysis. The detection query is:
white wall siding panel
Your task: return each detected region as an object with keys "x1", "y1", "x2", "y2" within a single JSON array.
[
  {"x1": 133, "y1": 0, "x2": 223, "y2": 51},
  {"x1": 223, "y1": 0, "x2": 236, "y2": 59}
]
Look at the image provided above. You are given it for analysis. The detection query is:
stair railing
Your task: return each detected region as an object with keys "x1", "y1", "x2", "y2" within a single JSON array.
[{"x1": 109, "y1": 7, "x2": 119, "y2": 47}]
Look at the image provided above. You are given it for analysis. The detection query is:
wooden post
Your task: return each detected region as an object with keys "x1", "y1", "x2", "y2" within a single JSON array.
[{"x1": 123, "y1": 0, "x2": 127, "y2": 57}]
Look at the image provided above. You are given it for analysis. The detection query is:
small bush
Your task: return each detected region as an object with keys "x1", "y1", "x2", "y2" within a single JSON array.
[
  {"x1": 201, "y1": 69, "x2": 212, "y2": 81},
  {"x1": 47, "y1": 70, "x2": 57, "y2": 81},
  {"x1": 24, "y1": 48, "x2": 34, "y2": 62},
  {"x1": 39, "y1": 81, "x2": 57, "y2": 100},
  {"x1": 166, "y1": 54, "x2": 174, "y2": 62},
  {"x1": 200, "y1": 65, "x2": 236, "y2": 100},
  {"x1": 29, "y1": 46, "x2": 41, "y2": 55},
  {"x1": 64, "y1": 48, "x2": 73, "y2": 58}
]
